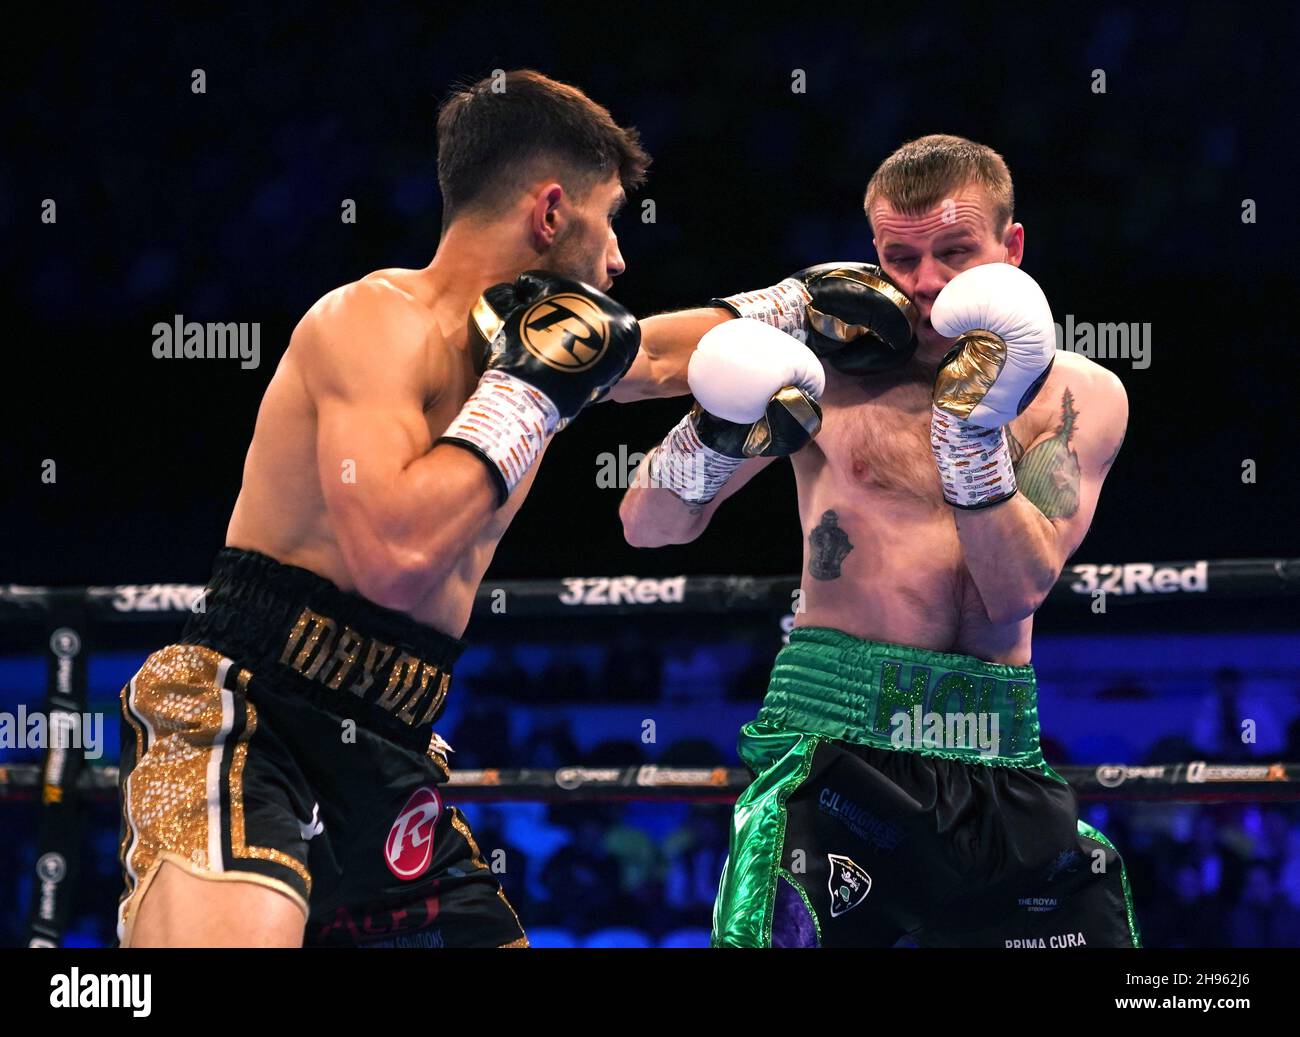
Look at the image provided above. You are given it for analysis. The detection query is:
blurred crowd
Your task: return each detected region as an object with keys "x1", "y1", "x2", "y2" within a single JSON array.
[
  {"x1": 4, "y1": 647, "x2": 1299, "y2": 947},
  {"x1": 7, "y1": 797, "x2": 1299, "y2": 948}
]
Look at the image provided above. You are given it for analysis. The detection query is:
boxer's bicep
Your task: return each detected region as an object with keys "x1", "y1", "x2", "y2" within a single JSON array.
[
  {"x1": 1054, "y1": 373, "x2": 1127, "y2": 562},
  {"x1": 1015, "y1": 368, "x2": 1128, "y2": 565},
  {"x1": 300, "y1": 286, "x2": 439, "y2": 569},
  {"x1": 315, "y1": 397, "x2": 427, "y2": 545}
]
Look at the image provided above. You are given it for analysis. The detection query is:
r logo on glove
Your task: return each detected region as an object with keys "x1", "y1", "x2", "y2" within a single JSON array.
[{"x1": 518, "y1": 293, "x2": 611, "y2": 371}]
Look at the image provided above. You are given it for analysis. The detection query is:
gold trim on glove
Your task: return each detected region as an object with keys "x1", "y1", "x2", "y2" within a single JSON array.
[
  {"x1": 806, "y1": 268, "x2": 919, "y2": 342},
  {"x1": 933, "y1": 331, "x2": 1007, "y2": 420},
  {"x1": 470, "y1": 294, "x2": 504, "y2": 344},
  {"x1": 744, "y1": 386, "x2": 822, "y2": 457}
]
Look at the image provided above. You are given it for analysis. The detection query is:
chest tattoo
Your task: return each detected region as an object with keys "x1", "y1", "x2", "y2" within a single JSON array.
[{"x1": 809, "y1": 509, "x2": 854, "y2": 580}]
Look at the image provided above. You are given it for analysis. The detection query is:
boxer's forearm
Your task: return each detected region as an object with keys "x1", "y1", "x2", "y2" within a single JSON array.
[
  {"x1": 953, "y1": 493, "x2": 1061, "y2": 624},
  {"x1": 609, "y1": 308, "x2": 730, "y2": 402},
  {"x1": 620, "y1": 446, "x2": 778, "y2": 548},
  {"x1": 619, "y1": 474, "x2": 707, "y2": 547}
]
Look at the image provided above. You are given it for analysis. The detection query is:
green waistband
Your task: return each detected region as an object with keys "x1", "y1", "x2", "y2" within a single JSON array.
[{"x1": 757, "y1": 627, "x2": 1043, "y2": 767}]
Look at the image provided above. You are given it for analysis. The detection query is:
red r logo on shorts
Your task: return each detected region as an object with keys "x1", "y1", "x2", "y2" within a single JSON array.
[{"x1": 385, "y1": 785, "x2": 442, "y2": 880}]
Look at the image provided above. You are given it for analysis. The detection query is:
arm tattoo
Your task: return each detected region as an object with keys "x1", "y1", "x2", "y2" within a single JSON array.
[
  {"x1": 1005, "y1": 426, "x2": 1026, "y2": 465},
  {"x1": 1101, "y1": 431, "x2": 1125, "y2": 472},
  {"x1": 809, "y1": 509, "x2": 854, "y2": 580},
  {"x1": 1015, "y1": 389, "x2": 1082, "y2": 519}
]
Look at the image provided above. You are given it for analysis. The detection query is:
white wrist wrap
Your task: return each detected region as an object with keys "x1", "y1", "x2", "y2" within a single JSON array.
[
  {"x1": 930, "y1": 405, "x2": 1018, "y2": 509},
  {"x1": 440, "y1": 370, "x2": 560, "y2": 500},
  {"x1": 718, "y1": 278, "x2": 812, "y2": 339},
  {"x1": 646, "y1": 414, "x2": 743, "y2": 506}
]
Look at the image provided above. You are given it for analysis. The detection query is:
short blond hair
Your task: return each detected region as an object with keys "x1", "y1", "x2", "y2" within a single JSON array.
[{"x1": 865, "y1": 134, "x2": 1014, "y2": 232}]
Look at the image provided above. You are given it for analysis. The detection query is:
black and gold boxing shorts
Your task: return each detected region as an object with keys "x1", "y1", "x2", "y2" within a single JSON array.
[{"x1": 116, "y1": 547, "x2": 526, "y2": 947}]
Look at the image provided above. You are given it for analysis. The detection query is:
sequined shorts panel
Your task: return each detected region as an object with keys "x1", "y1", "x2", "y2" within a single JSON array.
[{"x1": 117, "y1": 644, "x2": 526, "y2": 948}]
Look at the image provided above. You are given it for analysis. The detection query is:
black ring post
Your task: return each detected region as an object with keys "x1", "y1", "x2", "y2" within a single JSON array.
[{"x1": 25, "y1": 595, "x2": 90, "y2": 948}]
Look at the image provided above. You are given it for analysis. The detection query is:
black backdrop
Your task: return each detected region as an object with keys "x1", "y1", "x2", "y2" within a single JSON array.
[{"x1": 5, "y1": 3, "x2": 1293, "y2": 587}]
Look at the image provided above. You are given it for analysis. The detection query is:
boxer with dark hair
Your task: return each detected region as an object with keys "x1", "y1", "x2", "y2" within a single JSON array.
[{"x1": 116, "y1": 69, "x2": 693, "y2": 948}]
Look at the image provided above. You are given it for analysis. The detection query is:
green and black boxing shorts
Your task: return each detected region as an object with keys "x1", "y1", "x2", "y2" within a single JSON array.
[
  {"x1": 712, "y1": 627, "x2": 1141, "y2": 948},
  {"x1": 117, "y1": 548, "x2": 526, "y2": 948}
]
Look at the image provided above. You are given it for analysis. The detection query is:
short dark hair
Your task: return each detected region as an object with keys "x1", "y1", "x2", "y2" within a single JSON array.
[
  {"x1": 436, "y1": 69, "x2": 650, "y2": 229},
  {"x1": 865, "y1": 133, "x2": 1014, "y2": 233}
]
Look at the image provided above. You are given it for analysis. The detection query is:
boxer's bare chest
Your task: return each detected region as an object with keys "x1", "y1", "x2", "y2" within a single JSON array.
[
  {"x1": 799, "y1": 365, "x2": 1051, "y2": 505},
  {"x1": 789, "y1": 367, "x2": 1038, "y2": 655},
  {"x1": 801, "y1": 368, "x2": 944, "y2": 502}
]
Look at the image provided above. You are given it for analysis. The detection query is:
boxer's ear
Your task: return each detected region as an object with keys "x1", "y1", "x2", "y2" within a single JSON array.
[
  {"x1": 530, "y1": 183, "x2": 564, "y2": 251},
  {"x1": 1003, "y1": 222, "x2": 1025, "y2": 266}
]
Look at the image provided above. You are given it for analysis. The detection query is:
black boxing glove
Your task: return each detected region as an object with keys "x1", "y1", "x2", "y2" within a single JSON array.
[
  {"x1": 442, "y1": 272, "x2": 640, "y2": 505},
  {"x1": 712, "y1": 262, "x2": 918, "y2": 374},
  {"x1": 692, "y1": 389, "x2": 820, "y2": 457}
]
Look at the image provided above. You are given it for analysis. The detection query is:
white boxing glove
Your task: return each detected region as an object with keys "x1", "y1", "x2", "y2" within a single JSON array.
[
  {"x1": 688, "y1": 318, "x2": 826, "y2": 422},
  {"x1": 930, "y1": 262, "x2": 1055, "y2": 429},
  {"x1": 929, "y1": 264, "x2": 1056, "y2": 509},
  {"x1": 647, "y1": 319, "x2": 825, "y2": 505}
]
